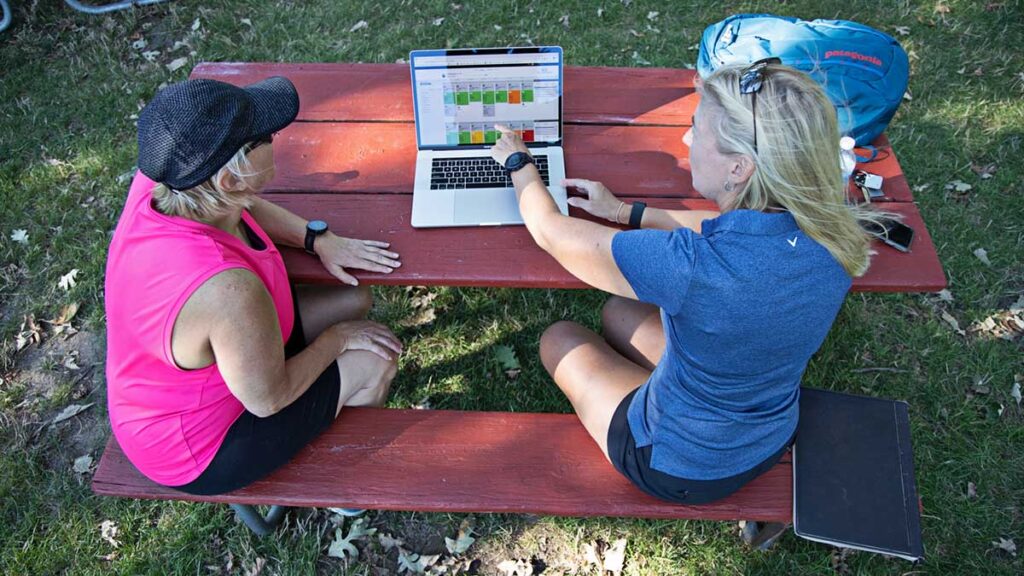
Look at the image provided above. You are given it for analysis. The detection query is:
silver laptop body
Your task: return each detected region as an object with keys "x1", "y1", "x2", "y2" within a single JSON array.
[{"x1": 409, "y1": 47, "x2": 569, "y2": 228}]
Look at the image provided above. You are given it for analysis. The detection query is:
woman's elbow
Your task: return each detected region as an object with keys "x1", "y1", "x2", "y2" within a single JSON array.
[
  {"x1": 246, "y1": 400, "x2": 281, "y2": 418},
  {"x1": 527, "y1": 213, "x2": 557, "y2": 253}
]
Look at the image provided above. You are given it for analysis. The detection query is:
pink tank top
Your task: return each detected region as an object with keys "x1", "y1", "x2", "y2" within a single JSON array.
[{"x1": 105, "y1": 172, "x2": 294, "y2": 486}]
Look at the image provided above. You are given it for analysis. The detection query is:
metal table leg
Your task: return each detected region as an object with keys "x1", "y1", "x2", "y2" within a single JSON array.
[{"x1": 229, "y1": 504, "x2": 290, "y2": 536}]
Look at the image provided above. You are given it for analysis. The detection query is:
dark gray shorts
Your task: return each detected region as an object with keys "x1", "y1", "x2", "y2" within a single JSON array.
[{"x1": 607, "y1": 389, "x2": 793, "y2": 505}]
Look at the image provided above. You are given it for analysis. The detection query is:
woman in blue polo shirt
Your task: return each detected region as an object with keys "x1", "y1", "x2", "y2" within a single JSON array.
[{"x1": 489, "y1": 61, "x2": 875, "y2": 504}]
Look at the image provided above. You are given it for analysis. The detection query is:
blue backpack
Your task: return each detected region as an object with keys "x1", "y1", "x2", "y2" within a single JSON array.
[{"x1": 696, "y1": 14, "x2": 909, "y2": 148}]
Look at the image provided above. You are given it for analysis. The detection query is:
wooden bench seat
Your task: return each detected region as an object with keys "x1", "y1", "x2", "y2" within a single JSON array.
[{"x1": 92, "y1": 407, "x2": 791, "y2": 522}]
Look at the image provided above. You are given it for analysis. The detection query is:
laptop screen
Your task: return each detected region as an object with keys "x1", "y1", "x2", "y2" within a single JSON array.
[{"x1": 409, "y1": 47, "x2": 563, "y2": 150}]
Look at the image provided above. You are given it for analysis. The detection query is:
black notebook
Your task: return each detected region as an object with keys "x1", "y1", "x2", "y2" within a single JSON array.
[{"x1": 793, "y1": 387, "x2": 924, "y2": 561}]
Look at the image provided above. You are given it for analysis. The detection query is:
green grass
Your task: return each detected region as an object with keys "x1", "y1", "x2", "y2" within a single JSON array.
[{"x1": 1, "y1": 0, "x2": 1022, "y2": 574}]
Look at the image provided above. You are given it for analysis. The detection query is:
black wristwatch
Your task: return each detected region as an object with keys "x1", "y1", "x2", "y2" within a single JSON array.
[
  {"x1": 504, "y1": 151, "x2": 535, "y2": 173},
  {"x1": 629, "y1": 202, "x2": 647, "y2": 229},
  {"x1": 304, "y1": 220, "x2": 328, "y2": 255}
]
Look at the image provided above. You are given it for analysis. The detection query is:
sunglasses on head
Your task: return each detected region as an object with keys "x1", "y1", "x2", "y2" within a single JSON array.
[
  {"x1": 738, "y1": 57, "x2": 782, "y2": 154},
  {"x1": 242, "y1": 133, "x2": 275, "y2": 155}
]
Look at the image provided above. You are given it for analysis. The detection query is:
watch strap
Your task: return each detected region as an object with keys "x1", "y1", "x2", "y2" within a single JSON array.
[
  {"x1": 505, "y1": 151, "x2": 534, "y2": 173},
  {"x1": 629, "y1": 201, "x2": 647, "y2": 229},
  {"x1": 304, "y1": 227, "x2": 317, "y2": 254},
  {"x1": 305, "y1": 222, "x2": 327, "y2": 255}
]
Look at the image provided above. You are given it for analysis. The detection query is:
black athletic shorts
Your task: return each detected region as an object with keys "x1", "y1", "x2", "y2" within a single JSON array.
[
  {"x1": 173, "y1": 293, "x2": 341, "y2": 496},
  {"x1": 607, "y1": 389, "x2": 794, "y2": 505}
]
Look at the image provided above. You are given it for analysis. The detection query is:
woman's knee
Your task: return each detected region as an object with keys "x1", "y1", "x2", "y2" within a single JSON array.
[
  {"x1": 601, "y1": 295, "x2": 637, "y2": 336},
  {"x1": 350, "y1": 285, "x2": 374, "y2": 318},
  {"x1": 539, "y1": 320, "x2": 592, "y2": 375}
]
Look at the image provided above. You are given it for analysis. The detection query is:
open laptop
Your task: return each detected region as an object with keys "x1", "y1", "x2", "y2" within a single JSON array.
[{"x1": 409, "y1": 46, "x2": 569, "y2": 227}]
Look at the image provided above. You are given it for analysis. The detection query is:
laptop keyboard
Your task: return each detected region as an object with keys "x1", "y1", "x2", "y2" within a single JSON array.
[{"x1": 430, "y1": 156, "x2": 549, "y2": 190}]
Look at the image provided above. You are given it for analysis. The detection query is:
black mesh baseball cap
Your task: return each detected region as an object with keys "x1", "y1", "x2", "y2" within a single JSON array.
[{"x1": 137, "y1": 76, "x2": 299, "y2": 190}]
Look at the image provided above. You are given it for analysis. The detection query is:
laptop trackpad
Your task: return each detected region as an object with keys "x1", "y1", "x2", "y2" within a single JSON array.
[{"x1": 454, "y1": 189, "x2": 522, "y2": 225}]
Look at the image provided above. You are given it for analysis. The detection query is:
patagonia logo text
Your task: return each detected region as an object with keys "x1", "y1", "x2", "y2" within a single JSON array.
[{"x1": 824, "y1": 50, "x2": 882, "y2": 67}]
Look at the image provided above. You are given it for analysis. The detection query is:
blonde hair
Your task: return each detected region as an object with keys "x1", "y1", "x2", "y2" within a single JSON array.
[
  {"x1": 700, "y1": 63, "x2": 879, "y2": 277},
  {"x1": 151, "y1": 147, "x2": 264, "y2": 222}
]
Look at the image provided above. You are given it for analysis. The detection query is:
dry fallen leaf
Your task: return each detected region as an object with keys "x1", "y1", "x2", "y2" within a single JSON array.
[
  {"x1": 992, "y1": 537, "x2": 1017, "y2": 556},
  {"x1": 397, "y1": 548, "x2": 440, "y2": 574},
  {"x1": 970, "y1": 163, "x2": 997, "y2": 179},
  {"x1": 10, "y1": 229, "x2": 29, "y2": 244},
  {"x1": 445, "y1": 519, "x2": 476, "y2": 555},
  {"x1": 934, "y1": 2, "x2": 951, "y2": 14},
  {"x1": 936, "y1": 289, "x2": 954, "y2": 302},
  {"x1": 604, "y1": 538, "x2": 627, "y2": 573},
  {"x1": 1011, "y1": 380, "x2": 1022, "y2": 407},
  {"x1": 647, "y1": 11, "x2": 659, "y2": 20},
  {"x1": 349, "y1": 20, "x2": 369, "y2": 33},
  {"x1": 973, "y1": 248, "x2": 991, "y2": 266},
  {"x1": 582, "y1": 541, "x2": 602, "y2": 567},
  {"x1": 966, "y1": 481, "x2": 977, "y2": 499},
  {"x1": 597, "y1": 8, "x2": 605, "y2": 17},
  {"x1": 166, "y1": 57, "x2": 189, "y2": 73},
  {"x1": 940, "y1": 310, "x2": 965, "y2": 336},
  {"x1": 496, "y1": 559, "x2": 533, "y2": 576},
  {"x1": 100, "y1": 520, "x2": 120, "y2": 548},
  {"x1": 74, "y1": 454, "x2": 94, "y2": 474},
  {"x1": 52, "y1": 402, "x2": 94, "y2": 426},
  {"x1": 433, "y1": 17, "x2": 445, "y2": 26},
  {"x1": 378, "y1": 533, "x2": 404, "y2": 551},
  {"x1": 327, "y1": 527, "x2": 358, "y2": 560},
  {"x1": 894, "y1": 26, "x2": 911, "y2": 35},
  {"x1": 244, "y1": 557, "x2": 266, "y2": 576},
  {"x1": 191, "y1": 18, "x2": 201, "y2": 31},
  {"x1": 58, "y1": 269, "x2": 79, "y2": 291},
  {"x1": 15, "y1": 314, "x2": 43, "y2": 351},
  {"x1": 559, "y1": 14, "x2": 570, "y2": 28}
]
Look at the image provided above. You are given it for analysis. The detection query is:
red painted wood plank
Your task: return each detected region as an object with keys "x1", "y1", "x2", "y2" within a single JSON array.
[
  {"x1": 265, "y1": 123, "x2": 912, "y2": 202},
  {"x1": 266, "y1": 122, "x2": 695, "y2": 199},
  {"x1": 93, "y1": 408, "x2": 792, "y2": 522},
  {"x1": 261, "y1": 194, "x2": 946, "y2": 292},
  {"x1": 191, "y1": 62, "x2": 699, "y2": 126}
]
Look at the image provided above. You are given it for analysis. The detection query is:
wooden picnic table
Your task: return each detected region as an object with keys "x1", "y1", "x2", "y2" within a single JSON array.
[
  {"x1": 92, "y1": 63, "x2": 941, "y2": 531},
  {"x1": 191, "y1": 62, "x2": 945, "y2": 293}
]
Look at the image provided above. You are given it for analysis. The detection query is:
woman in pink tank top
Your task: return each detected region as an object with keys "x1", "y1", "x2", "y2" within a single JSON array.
[{"x1": 105, "y1": 77, "x2": 403, "y2": 494}]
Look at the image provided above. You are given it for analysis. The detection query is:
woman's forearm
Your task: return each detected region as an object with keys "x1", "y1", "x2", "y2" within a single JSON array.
[
  {"x1": 248, "y1": 196, "x2": 308, "y2": 249},
  {"x1": 641, "y1": 207, "x2": 719, "y2": 233},
  {"x1": 511, "y1": 164, "x2": 561, "y2": 250}
]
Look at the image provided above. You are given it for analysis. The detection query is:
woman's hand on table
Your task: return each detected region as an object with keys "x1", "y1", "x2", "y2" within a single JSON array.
[
  {"x1": 489, "y1": 124, "x2": 530, "y2": 167},
  {"x1": 315, "y1": 233, "x2": 401, "y2": 286},
  {"x1": 564, "y1": 179, "x2": 626, "y2": 224},
  {"x1": 330, "y1": 320, "x2": 402, "y2": 360}
]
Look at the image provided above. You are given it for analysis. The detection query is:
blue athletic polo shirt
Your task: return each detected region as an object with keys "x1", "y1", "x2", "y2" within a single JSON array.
[{"x1": 611, "y1": 209, "x2": 851, "y2": 480}]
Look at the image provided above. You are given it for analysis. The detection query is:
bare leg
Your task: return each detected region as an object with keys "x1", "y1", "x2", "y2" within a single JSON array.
[
  {"x1": 540, "y1": 321, "x2": 651, "y2": 459},
  {"x1": 601, "y1": 296, "x2": 665, "y2": 371},
  {"x1": 295, "y1": 284, "x2": 373, "y2": 342},
  {"x1": 292, "y1": 285, "x2": 396, "y2": 415},
  {"x1": 334, "y1": 350, "x2": 398, "y2": 415}
]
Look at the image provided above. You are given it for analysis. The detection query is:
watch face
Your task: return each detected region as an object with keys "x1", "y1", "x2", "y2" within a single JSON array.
[
  {"x1": 308, "y1": 220, "x2": 328, "y2": 233},
  {"x1": 506, "y1": 152, "x2": 528, "y2": 171}
]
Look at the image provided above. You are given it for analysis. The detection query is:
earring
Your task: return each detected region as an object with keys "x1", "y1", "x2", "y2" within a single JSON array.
[{"x1": 724, "y1": 181, "x2": 735, "y2": 193}]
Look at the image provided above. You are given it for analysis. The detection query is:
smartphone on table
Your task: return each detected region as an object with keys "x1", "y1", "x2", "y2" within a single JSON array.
[{"x1": 862, "y1": 218, "x2": 914, "y2": 253}]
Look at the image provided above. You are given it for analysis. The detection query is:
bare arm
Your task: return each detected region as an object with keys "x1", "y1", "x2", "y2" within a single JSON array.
[
  {"x1": 190, "y1": 269, "x2": 400, "y2": 417},
  {"x1": 641, "y1": 206, "x2": 719, "y2": 232},
  {"x1": 563, "y1": 178, "x2": 718, "y2": 233},
  {"x1": 247, "y1": 196, "x2": 401, "y2": 286},
  {"x1": 492, "y1": 127, "x2": 636, "y2": 298}
]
